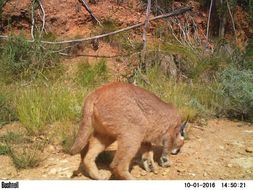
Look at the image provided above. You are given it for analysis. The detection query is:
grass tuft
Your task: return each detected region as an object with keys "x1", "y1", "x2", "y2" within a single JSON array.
[
  {"x1": 133, "y1": 64, "x2": 222, "y2": 121},
  {"x1": 0, "y1": 144, "x2": 10, "y2": 155},
  {"x1": 0, "y1": 34, "x2": 62, "y2": 83},
  {"x1": 77, "y1": 59, "x2": 108, "y2": 88},
  {"x1": 0, "y1": 90, "x2": 17, "y2": 126},
  {"x1": 16, "y1": 84, "x2": 83, "y2": 135},
  {"x1": 8, "y1": 144, "x2": 43, "y2": 169}
]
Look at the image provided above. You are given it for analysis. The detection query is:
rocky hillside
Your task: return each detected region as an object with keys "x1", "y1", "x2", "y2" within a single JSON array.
[{"x1": 1, "y1": 0, "x2": 252, "y2": 46}]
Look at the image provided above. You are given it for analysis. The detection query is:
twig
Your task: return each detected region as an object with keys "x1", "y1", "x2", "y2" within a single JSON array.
[
  {"x1": 226, "y1": 0, "x2": 237, "y2": 42},
  {"x1": 206, "y1": 0, "x2": 213, "y2": 42},
  {"x1": 79, "y1": 0, "x2": 102, "y2": 26},
  {"x1": 0, "y1": 35, "x2": 8, "y2": 39},
  {"x1": 38, "y1": 0, "x2": 46, "y2": 37},
  {"x1": 142, "y1": 0, "x2": 151, "y2": 51},
  {"x1": 192, "y1": 125, "x2": 205, "y2": 131},
  {"x1": 141, "y1": 0, "x2": 151, "y2": 64},
  {"x1": 167, "y1": 19, "x2": 183, "y2": 45},
  {"x1": 64, "y1": 53, "x2": 129, "y2": 58},
  {"x1": 31, "y1": 0, "x2": 35, "y2": 42}
]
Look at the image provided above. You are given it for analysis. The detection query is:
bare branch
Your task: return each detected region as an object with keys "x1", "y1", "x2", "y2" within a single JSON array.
[
  {"x1": 64, "y1": 53, "x2": 128, "y2": 58},
  {"x1": 31, "y1": 0, "x2": 35, "y2": 41},
  {"x1": 206, "y1": 0, "x2": 213, "y2": 42},
  {"x1": 226, "y1": 0, "x2": 237, "y2": 41},
  {"x1": 79, "y1": 0, "x2": 102, "y2": 26},
  {"x1": 141, "y1": 0, "x2": 151, "y2": 64},
  {"x1": 0, "y1": 35, "x2": 8, "y2": 39},
  {"x1": 142, "y1": 0, "x2": 151, "y2": 51},
  {"x1": 38, "y1": 0, "x2": 46, "y2": 36}
]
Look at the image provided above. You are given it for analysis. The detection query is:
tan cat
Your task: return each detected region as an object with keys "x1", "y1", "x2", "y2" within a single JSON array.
[{"x1": 70, "y1": 82, "x2": 187, "y2": 179}]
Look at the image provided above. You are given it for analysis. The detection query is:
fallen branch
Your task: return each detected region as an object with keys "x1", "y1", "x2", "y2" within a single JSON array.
[
  {"x1": 0, "y1": 35, "x2": 8, "y2": 39},
  {"x1": 63, "y1": 53, "x2": 129, "y2": 58},
  {"x1": 192, "y1": 125, "x2": 205, "y2": 131},
  {"x1": 79, "y1": 0, "x2": 102, "y2": 26}
]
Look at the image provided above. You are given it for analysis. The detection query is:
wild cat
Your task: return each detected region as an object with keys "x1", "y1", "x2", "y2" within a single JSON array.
[{"x1": 70, "y1": 82, "x2": 187, "y2": 179}]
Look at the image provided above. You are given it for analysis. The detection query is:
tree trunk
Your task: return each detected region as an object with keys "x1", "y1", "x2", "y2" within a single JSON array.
[{"x1": 218, "y1": 0, "x2": 226, "y2": 39}]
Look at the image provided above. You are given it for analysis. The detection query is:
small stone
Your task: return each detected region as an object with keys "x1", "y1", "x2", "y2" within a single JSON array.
[
  {"x1": 245, "y1": 147, "x2": 253, "y2": 153},
  {"x1": 136, "y1": 174, "x2": 141, "y2": 178},
  {"x1": 60, "y1": 160, "x2": 68, "y2": 164},
  {"x1": 140, "y1": 171, "x2": 147, "y2": 176},
  {"x1": 198, "y1": 119, "x2": 207, "y2": 127},
  {"x1": 219, "y1": 146, "x2": 225, "y2": 150},
  {"x1": 48, "y1": 168, "x2": 58, "y2": 175},
  {"x1": 47, "y1": 145, "x2": 55, "y2": 152},
  {"x1": 176, "y1": 167, "x2": 185, "y2": 173},
  {"x1": 153, "y1": 170, "x2": 158, "y2": 175},
  {"x1": 246, "y1": 170, "x2": 252, "y2": 174},
  {"x1": 190, "y1": 173, "x2": 196, "y2": 177},
  {"x1": 162, "y1": 171, "x2": 167, "y2": 176},
  {"x1": 227, "y1": 164, "x2": 233, "y2": 168},
  {"x1": 203, "y1": 172, "x2": 208, "y2": 177}
]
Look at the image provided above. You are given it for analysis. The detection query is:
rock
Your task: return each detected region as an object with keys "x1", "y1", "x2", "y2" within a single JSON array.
[
  {"x1": 136, "y1": 174, "x2": 141, "y2": 178},
  {"x1": 162, "y1": 171, "x2": 168, "y2": 176},
  {"x1": 60, "y1": 160, "x2": 68, "y2": 164},
  {"x1": 246, "y1": 170, "x2": 252, "y2": 174},
  {"x1": 140, "y1": 171, "x2": 147, "y2": 176},
  {"x1": 227, "y1": 164, "x2": 233, "y2": 168},
  {"x1": 48, "y1": 168, "x2": 58, "y2": 175},
  {"x1": 198, "y1": 119, "x2": 207, "y2": 127},
  {"x1": 219, "y1": 146, "x2": 225, "y2": 150},
  {"x1": 203, "y1": 172, "x2": 208, "y2": 177},
  {"x1": 160, "y1": 55, "x2": 177, "y2": 78},
  {"x1": 176, "y1": 167, "x2": 185, "y2": 173},
  {"x1": 47, "y1": 145, "x2": 55, "y2": 152},
  {"x1": 245, "y1": 147, "x2": 253, "y2": 153},
  {"x1": 189, "y1": 172, "x2": 196, "y2": 177}
]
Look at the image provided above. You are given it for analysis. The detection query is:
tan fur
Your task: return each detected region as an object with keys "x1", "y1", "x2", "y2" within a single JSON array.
[{"x1": 70, "y1": 82, "x2": 184, "y2": 180}]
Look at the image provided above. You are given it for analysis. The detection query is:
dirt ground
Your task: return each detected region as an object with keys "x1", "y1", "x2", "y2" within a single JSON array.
[{"x1": 0, "y1": 119, "x2": 253, "y2": 180}]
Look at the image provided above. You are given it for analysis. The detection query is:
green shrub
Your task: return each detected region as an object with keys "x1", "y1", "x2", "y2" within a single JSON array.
[
  {"x1": 0, "y1": 131, "x2": 28, "y2": 144},
  {"x1": 0, "y1": 90, "x2": 17, "y2": 126},
  {"x1": 242, "y1": 39, "x2": 253, "y2": 70},
  {"x1": 0, "y1": 35, "x2": 61, "y2": 83},
  {"x1": 77, "y1": 59, "x2": 108, "y2": 88},
  {"x1": 0, "y1": 130, "x2": 45, "y2": 169},
  {"x1": 0, "y1": 144, "x2": 10, "y2": 155},
  {"x1": 59, "y1": 123, "x2": 78, "y2": 154},
  {"x1": 99, "y1": 19, "x2": 118, "y2": 43},
  {"x1": 8, "y1": 143, "x2": 42, "y2": 169},
  {"x1": 220, "y1": 67, "x2": 253, "y2": 121},
  {"x1": 133, "y1": 65, "x2": 221, "y2": 120},
  {"x1": 0, "y1": 0, "x2": 7, "y2": 19}
]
